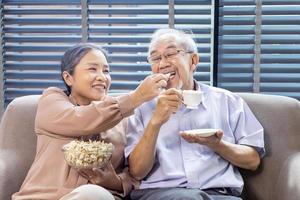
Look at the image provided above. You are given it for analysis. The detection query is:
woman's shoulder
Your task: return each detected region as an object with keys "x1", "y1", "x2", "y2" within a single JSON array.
[
  {"x1": 38, "y1": 87, "x2": 70, "y2": 105},
  {"x1": 43, "y1": 87, "x2": 65, "y2": 95},
  {"x1": 41, "y1": 87, "x2": 68, "y2": 99}
]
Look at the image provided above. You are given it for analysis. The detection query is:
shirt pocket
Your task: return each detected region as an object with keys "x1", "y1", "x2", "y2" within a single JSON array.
[{"x1": 192, "y1": 143, "x2": 215, "y2": 159}]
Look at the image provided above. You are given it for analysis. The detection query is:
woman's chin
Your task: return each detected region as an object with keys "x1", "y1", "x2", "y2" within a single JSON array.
[{"x1": 91, "y1": 94, "x2": 106, "y2": 102}]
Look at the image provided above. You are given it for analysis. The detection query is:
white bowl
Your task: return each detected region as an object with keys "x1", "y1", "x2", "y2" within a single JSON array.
[{"x1": 184, "y1": 128, "x2": 219, "y2": 137}]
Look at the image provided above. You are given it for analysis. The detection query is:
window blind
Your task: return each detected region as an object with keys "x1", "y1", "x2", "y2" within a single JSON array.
[
  {"x1": 218, "y1": 0, "x2": 300, "y2": 100},
  {"x1": 3, "y1": 0, "x2": 81, "y2": 107},
  {"x1": 2, "y1": 0, "x2": 214, "y2": 107}
]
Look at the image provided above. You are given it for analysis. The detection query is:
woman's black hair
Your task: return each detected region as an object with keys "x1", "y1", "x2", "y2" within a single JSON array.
[{"x1": 60, "y1": 43, "x2": 109, "y2": 95}]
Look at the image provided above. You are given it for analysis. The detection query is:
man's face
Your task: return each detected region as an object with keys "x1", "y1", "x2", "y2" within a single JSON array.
[{"x1": 149, "y1": 35, "x2": 197, "y2": 90}]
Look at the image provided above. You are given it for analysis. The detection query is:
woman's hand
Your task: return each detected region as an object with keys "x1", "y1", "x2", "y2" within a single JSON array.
[
  {"x1": 130, "y1": 73, "x2": 170, "y2": 107},
  {"x1": 151, "y1": 88, "x2": 183, "y2": 126},
  {"x1": 78, "y1": 162, "x2": 123, "y2": 192}
]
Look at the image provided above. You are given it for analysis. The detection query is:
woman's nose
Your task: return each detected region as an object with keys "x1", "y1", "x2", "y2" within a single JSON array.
[{"x1": 95, "y1": 71, "x2": 106, "y2": 81}]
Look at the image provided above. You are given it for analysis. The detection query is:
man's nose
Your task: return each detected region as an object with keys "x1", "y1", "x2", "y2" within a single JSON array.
[{"x1": 158, "y1": 56, "x2": 170, "y2": 70}]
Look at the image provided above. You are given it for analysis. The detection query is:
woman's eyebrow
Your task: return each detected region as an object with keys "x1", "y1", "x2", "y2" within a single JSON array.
[
  {"x1": 85, "y1": 63, "x2": 109, "y2": 69},
  {"x1": 86, "y1": 62, "x2": 100, "y2": 66},
  {"x1": 103, "y1": 64, "x2": 110, "y2": 69}
]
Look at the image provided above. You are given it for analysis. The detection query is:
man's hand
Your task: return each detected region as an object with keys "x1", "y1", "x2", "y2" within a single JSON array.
[
  {"x1": 180, "y1": 130, "x2": 223, "y2": 149},
  {"x1": 151, "y1": 88, "x2": 183, "y2": 126},
  {"x1": 180, "y1": 129, "x2": 260, "y2": 170},
  {"x1": 78, "y1": 162, "x2": 123, "y2": 192}
]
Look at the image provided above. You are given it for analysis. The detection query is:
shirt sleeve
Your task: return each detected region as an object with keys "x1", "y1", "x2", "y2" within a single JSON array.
[
  {"x1": 124, "y1": 108, "x2": 145, "y2": 159},
  {"x1": 228, "y1": 94, "x2": 265, "y2": 157},
  {"x1": 35, "y1": 87, "x2": 135, "y2": 138}
]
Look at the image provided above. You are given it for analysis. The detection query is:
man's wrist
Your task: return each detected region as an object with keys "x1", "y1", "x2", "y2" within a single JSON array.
[
  {"x1": 208, "y1": 139, "x2": 226, "y2": 152},
  {"x1": 149, "y1": 116, "x2": 163, "y2": 130}
]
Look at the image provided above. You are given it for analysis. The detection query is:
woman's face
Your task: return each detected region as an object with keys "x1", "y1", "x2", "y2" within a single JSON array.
[{"x1": 64, "y1": 49, "x2": 111, "y2": 105}]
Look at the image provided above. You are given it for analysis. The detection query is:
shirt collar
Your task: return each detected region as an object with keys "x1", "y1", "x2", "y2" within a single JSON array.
[{"x1": 193, "y1": 79, "x2": 208, "y2": 109}]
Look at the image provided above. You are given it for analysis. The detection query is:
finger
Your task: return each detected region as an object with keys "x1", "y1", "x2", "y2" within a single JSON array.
[
  {"x1": 160, "y1": 93, "x2": 183, "y2": 102},
  {"x1": 106, "y1": 162, "x2": 115, "y2": 171},
  {"x1": 158, "y1": 100, "x2": 181, "y2": 111},
  {"x1": 92, "y1": 167, "x2": 105, "y2": 175},
  {"x1": 215, "y1": 130, "x2": 223, "y2": 139},
  {"x1": 164, "y1": 88, "x2": 182, "y2": 95},
  {"x1": 79, "y1": 170, "x2": 92, "y2": 179},
  {"x1": 152, "y1": 73, "x2": 169, "y2": 82},
  {"x1": 181, "y1": 134, "x2": 197, "y2": 143},
  {"x1": 156, "y1": 79, "x2": 168, "y2": 89},
  {"x1": 181, "y1": 132, "x2": 201, "y2": 142},
  {"x1": 78, "y1": 170, "x2": 88, "y2": 178}
]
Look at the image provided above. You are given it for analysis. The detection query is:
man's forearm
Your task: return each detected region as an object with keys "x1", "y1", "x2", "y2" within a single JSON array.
[
  {"x1": 211, "y1": 141, "x2": 260, "y2": 171},
  {"x1": 129, "y1": 119, "x2": 161, "y2": 180}
]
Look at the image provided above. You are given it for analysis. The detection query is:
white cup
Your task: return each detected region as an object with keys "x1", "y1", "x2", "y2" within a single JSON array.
[{"x1": 182, "y1": 90, "x2": 203, "y2": 109}]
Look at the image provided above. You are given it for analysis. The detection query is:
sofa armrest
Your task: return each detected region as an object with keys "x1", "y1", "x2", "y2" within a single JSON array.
[
  {"x1": 0, "y1": 149, "x2": 25, "y2": 200},
  {"x1": 274, "y1": 152, "x2": 300, "y2": 200}
]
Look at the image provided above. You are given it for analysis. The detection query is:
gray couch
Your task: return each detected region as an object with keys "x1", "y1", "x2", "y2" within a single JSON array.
[{"x1": 0, "y1": 93, "x2": 300, "y2": 200}]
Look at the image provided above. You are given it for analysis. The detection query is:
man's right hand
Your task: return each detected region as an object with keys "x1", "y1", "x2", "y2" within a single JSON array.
[{"x1": 151, "y1": 88, "x2": 182, "y2": 126}]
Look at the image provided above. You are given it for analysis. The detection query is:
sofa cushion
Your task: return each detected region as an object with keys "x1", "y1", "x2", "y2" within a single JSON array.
[
  {"x1": 238, "y1": 93, "x2": 300, "y2": 200},
  {"x1": 0, "y1": 95, "x2": 40, "y2": 200}
]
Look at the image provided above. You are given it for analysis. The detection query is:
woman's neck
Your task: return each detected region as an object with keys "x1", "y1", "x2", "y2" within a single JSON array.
[{"x1": 70, "y1": 93, "x2": 90, "y2": 106}]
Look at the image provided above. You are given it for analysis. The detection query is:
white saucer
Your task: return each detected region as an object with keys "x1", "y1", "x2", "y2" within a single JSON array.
[{"x1": 184, "y1": 128, "x2": 219, "y2": 137}]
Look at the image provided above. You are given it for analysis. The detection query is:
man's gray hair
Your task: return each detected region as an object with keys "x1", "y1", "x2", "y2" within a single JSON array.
[{"x1": 149, "y1": 28, "x2": 198, "y2": 54}]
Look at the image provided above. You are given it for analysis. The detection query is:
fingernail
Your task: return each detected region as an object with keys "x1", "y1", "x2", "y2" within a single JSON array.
[{"x1": 165, "y1": 73, "x2": 171, "y2": 80}]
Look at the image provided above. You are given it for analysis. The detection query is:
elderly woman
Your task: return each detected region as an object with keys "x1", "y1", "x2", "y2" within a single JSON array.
[{"x1": 12, "y1": 43, "x2": 169, "y2": 200}]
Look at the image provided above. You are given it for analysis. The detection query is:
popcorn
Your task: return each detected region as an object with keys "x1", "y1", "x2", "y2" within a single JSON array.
[{"x1": 62, "y1": 140, "x2": 113, "y2": 169}]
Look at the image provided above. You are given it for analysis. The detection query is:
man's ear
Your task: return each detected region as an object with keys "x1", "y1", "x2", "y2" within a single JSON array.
[
  {"x1": 190, "y1": 53, "x2": 199, "y2": 72},
  {"x1": 62, "y1": 71, "x2": 73, "y2": 87}
]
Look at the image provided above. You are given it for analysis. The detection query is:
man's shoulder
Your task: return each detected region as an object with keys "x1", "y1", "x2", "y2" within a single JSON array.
[{"x1": 199, "y1": 83, "x2": 243, "y2": 104}]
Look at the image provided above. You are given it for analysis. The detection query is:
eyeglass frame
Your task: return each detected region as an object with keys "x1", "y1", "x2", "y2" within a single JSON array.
[{"x1": 147, "y1": 49, "x2": 194, "y2": 65}]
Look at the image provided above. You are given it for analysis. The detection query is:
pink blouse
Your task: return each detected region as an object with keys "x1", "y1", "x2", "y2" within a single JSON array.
[{"x1": 12, "y1": 87, "x2": 136, "y2": 200}]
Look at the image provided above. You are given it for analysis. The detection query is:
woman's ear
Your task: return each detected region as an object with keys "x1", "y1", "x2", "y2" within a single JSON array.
[
  {"x1": 190, "y1": 53, "x2": 199, "y2": 72},
  {"x1": 62, "y1": 71, "x2": 73, "y2": 87}
]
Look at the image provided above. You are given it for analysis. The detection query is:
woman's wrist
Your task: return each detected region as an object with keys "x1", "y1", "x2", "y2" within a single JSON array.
[
  {"x1": 129, "y1": 90, "x2": 144, "y2": 108},
  {"x1": 115, "y1": 175, "x2": 124, "y2": 192}
]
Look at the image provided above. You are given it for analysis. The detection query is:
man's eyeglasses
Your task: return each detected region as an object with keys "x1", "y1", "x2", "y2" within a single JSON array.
[{"x1": 147, "y1": 49, "x2": 193, "y2": 65}]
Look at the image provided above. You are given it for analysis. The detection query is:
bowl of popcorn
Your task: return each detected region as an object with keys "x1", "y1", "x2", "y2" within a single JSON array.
[{"x1": 62, "y1": 140, "x2": 114, "y2": 169}]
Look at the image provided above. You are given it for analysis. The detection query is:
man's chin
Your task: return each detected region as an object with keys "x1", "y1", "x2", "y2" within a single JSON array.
[{"x1": 166, "y1": 85, "x2": 181, "y2": 90}]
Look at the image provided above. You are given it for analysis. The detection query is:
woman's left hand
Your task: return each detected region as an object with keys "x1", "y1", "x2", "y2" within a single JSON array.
[{"x1": 78, "y1": 162, "x2": 123, "y2": 192}]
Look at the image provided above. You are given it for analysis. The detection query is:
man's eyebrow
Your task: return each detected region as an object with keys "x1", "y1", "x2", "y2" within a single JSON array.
[
  {"x1": 165, "y1": 45, "x2": 177, "y2": 49},
  {"x1": 150, "y1": 50, "x2": 157, "y2": 55},
  {"x1": 150, "y1": 44, "x2": 177, "y2": 55}
]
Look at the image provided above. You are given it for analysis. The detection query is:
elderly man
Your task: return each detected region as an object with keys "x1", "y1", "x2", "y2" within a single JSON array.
[{"x1": 125, "y1": 28, "x2": 265, "y2": 200}]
